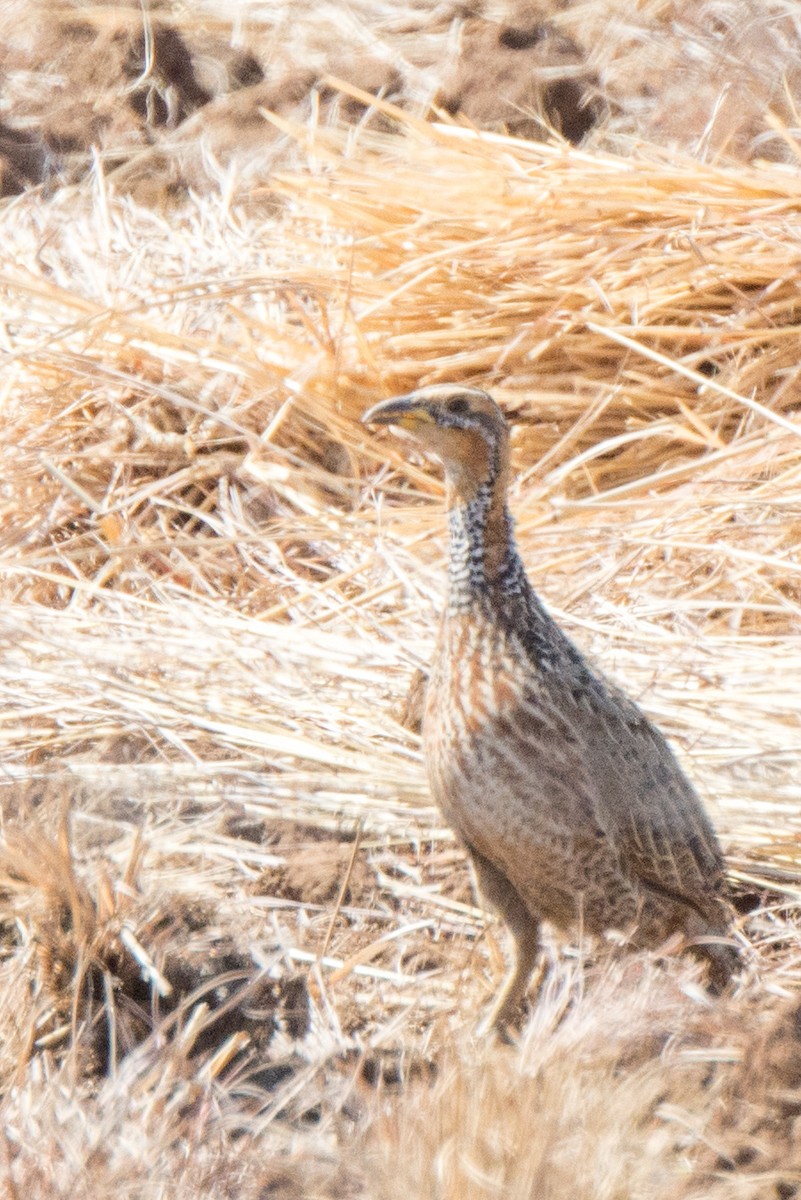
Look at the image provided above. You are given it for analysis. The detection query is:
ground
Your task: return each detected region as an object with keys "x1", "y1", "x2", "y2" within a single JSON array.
[{"x1": 2, "y1": 1, "x2": 801, "y2": 1197}]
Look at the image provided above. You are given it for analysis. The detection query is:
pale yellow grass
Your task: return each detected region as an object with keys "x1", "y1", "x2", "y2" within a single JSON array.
[{"x1": 1, "y1": 86, "x2": 800, "y2": 1197}]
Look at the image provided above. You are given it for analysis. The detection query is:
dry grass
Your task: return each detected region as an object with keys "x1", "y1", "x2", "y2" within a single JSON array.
[{"x1": 2, "y1": 2, "x2": 801, "y2": 1196}]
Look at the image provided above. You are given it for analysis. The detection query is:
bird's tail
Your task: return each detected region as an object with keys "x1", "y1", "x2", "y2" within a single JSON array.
[{"x1": 685, "y1": 905, "x2": 743, "y2": 993}]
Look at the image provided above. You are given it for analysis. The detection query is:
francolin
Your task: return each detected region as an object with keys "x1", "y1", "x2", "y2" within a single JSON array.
[{"x1": 364, "y1": 385, "x2": 739, "y2": 1033}]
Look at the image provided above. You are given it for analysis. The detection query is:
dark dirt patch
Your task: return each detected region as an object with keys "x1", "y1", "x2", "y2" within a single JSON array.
[
  {"x1": 2, "y1": 1, "x2": 801, "y2": 204},
  {"x1": 255, "y1": 827, "x2": 373, "y2": 909},
  {"x1": 0, "y1": 3, "x2": 601, "y2": 202},
  {"x1": 0, "y1": 122, "x2": 48, "y2": 195},
  {"x1": 438, "y1": 15, "x2": 600, "y2": 143}
]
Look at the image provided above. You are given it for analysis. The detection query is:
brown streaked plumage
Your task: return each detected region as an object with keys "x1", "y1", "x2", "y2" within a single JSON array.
[{"x1": 364, "y1": 384, "x2": 740, "y2": 1033}]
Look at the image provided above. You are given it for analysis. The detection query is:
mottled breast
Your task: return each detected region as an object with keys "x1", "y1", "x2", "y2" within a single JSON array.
[{"x1": 423, "y1": 612, "x2": 602, "y2": 869}]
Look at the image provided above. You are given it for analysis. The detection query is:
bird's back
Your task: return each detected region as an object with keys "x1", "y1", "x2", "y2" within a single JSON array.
[{"x1": 425, "y1": 589, "x2": 729, "y2": 942}]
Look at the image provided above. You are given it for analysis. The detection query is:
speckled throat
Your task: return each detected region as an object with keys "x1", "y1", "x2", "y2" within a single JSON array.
[
  {"x1": 445, "y1": 460, "x2": 586, "y2": 676},
  {"x1": 447, "y1": 485, "x2": 529, "y2": 614}
]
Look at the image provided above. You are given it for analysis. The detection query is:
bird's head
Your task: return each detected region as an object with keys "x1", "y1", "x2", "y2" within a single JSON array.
[{"x1": 362, "y1": 385, "x2": 510, "y2": 503}]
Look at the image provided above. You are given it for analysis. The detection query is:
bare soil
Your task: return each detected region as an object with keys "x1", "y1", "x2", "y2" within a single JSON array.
[{"x1": 3, "y1": 1, "x2": 801, "y2": 202}]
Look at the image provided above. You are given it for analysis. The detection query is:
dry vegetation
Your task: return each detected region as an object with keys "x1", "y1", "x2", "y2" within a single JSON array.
[{"x1": 2, "y1": 0, "x2": 801, "y2": 1196}]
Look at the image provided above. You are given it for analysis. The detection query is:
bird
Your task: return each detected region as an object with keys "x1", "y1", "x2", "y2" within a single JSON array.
[{"x1": 363, "y1": 384, "x2": 740, "y2": 1033}]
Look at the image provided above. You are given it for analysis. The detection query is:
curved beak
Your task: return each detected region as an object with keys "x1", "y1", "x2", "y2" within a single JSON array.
[{"x1": 362, "y1": 394, "x2": 435, "y2": 430}]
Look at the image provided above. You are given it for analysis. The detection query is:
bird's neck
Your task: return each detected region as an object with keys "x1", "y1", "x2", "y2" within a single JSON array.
[{"x1": 446, "y1": 479, "x2": 529, "y2": 614}]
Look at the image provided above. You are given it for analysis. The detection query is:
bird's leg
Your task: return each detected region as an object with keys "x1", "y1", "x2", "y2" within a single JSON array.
[
  {"x1": 481, "y1": 920, "x2": 543, "y2": 1039},
  {"x1": 467, "y1": 846, "x2": 542, "y2": 1037}
]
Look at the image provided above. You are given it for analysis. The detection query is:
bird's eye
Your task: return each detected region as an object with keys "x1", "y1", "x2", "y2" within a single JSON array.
[{"x1": 447, "y1": 397, "x2": 470, "y2": 415}]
